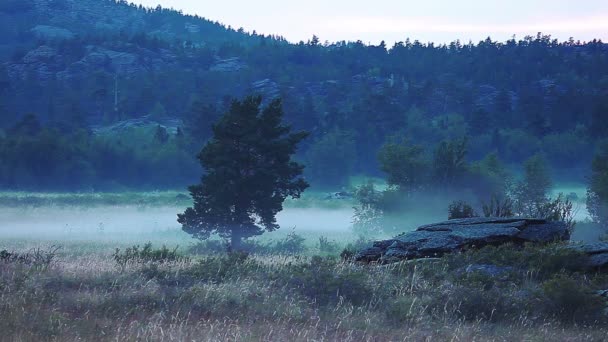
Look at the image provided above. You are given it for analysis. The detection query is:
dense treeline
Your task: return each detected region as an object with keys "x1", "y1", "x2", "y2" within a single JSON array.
[
  {"x1": 0, "y1": 114, "x2": 198, "y2": 190},
  {"x1": 0, "y1": 0, "x2": 607, "y2": 190}
]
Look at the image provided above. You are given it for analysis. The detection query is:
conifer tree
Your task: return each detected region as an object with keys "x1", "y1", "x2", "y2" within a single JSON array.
[{"x1": 178, "y1": 96, "x2": 309, "y2": 249}]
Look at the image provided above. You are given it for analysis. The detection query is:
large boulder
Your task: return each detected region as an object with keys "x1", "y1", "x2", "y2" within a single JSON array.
[
  {"x1": 356, "y1": 217, "x2": 570, "y2": 263},
  {"x1": 568, "y1": 243, "x2": 608, "y2": 269}
]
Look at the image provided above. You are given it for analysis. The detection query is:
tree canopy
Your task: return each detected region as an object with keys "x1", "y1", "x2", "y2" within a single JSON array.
[{"x1": 177, "y1": 96, "x2": 309, "y2": 248}]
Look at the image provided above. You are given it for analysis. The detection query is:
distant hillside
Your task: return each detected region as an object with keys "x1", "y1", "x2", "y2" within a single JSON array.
[{"x1": 0, "y1": 0, "x2": 607, "y2": 189}]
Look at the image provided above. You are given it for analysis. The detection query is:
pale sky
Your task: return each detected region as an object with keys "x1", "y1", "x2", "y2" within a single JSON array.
[{"x1": 133, "y1": 0, "x2": 608, "y2": 45}]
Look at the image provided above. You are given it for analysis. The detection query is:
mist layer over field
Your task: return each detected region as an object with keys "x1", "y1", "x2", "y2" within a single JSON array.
[
  {"x1": 0, "y1": 201, "x2": 357, "y2": 250},
  {"x1": 0, "y1": 182, "x2": 596, "y2": 250}
]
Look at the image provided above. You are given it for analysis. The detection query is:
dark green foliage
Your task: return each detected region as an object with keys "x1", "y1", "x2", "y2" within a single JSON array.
[
  {"x1": 588, "y1": 143, "x2": 608, "y2": 229},
  {"x1": 318, "y1": 236, "x2": 339, "y2": 253},
  {"x1": 0, "y1": 0, "x2": 604, "y2": 200},
  {"x1": 352, "y1": 182, "x2": 384, "y2": 237},
  {"x1": 482, "y1": 195, "x2": 514, "y2": 218},
  {"x1": 271, "y1": 230, "x2": 307, "y2": 255},
  {"x1": 0, "y1": 0, "x2": 606, "y2": 191},
  {"x1": 539, "y1": 274, "x2": 607, "y2": 323},
  {"x1": 432, "y1": 137, "x2": 468, "y2": 187},
  {"x1": 448, "y1": 200, "x2": 478, "y2": 219},
  {"x1": 0, "y1": 246, "x2": 60, "y2": 269},
  {"x1": 445, "y1": 243, "x2": 589, "y2": 280},
  {"x1": 113, "y1": 243, "x2": 185, "y2": 269},
  {"x1": 469, "y1": 152, "x2": 511, "y2": 200},
  {"x1": 288, "y1": 256, "x2": 372, "y2": 306},
  {"x1": 305, "y1": 129, "x2": 357, "y2": 188},
  {"x1": 179, "y1": 96, "x2": 309, "y2": 249},
  {"x1": 513, "y1": 154, "x2": 553, "y2": 216},
  {"x1": 0, "y1": 114, "x2": 198, "y2": 190},
  {"x1": 339, "y1": 248, "x2": 356, "y2": 261},
  {"x1": 378, "y1": 138, "x2": 427, "y2": 192}
]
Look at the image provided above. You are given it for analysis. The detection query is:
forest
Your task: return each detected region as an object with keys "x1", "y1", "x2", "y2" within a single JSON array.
[{"x1": 0, "y1": 0, "x2": 607, "y2": 190}]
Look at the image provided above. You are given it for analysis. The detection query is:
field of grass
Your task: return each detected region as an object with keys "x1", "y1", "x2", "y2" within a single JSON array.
[
  {"x1": 1, "y1": 188, "x2": 607, "y2": 341},
  {"x1": 1, "y1": 241, "x2": 607, "y2": 341}
]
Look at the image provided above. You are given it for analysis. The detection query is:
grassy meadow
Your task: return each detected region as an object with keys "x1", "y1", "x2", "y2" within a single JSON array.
[{"x1": 1, "y1": 190, "x2": 607, "y2": 341}]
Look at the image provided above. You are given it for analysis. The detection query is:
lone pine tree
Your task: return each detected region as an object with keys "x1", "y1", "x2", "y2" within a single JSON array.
[{"x1": 178, "y1": 96, "x2": 309, "y2": 249}]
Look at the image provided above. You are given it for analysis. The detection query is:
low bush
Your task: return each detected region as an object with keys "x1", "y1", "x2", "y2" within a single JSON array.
[
  {"x1": 286, "y1": 256, "x2": 372, "y2": 306},
  {"x1": 318, "y1": 236, "x2": 340, "y2": 253},
  {"x1": 113, "y1": 243, "x2": 186, "y2": 270},
  {"x1": 538, "y1": 274, "x2": 607, "y2": 324},
  {"x1": 448, "y1": 200, "x2": 478, "y2": 219},
  {"x1": 0, "y1": 246, "x2": 60, "y2": 269},
  {"x1": 446, "y1": 243, "x2": 588, "y2": 281},
  {"x1": 269, "y1": 230, "x2": 307, "y2": 255}
]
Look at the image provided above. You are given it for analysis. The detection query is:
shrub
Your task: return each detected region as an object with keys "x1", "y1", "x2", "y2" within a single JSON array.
[
  {"x1": 535, "y1": 193, "x2": 577, "y2": 233},
  {"x1": 318, "y1": 236, "x2": 339, "y2": 253},
  {"x1": 113, "y1": 243, "x2": 185, "y2": 269},
  {"x1": 468, "y1": 152, "x2": 511, "y2": 200},
  {"x1": 446, "y1": 244, "x2": 588, "y2": 280},
  {"x1": 187, "y1": 240, "x2": 229, "y2": 254},
  {"x1": 384, "y1": 297, "x2": 420, "y2": 324},
  {"x1": 0, "y1": 246, "x2": 60, "y2": 269},
  {"x1": 539, "y1": 274, "x2": 606, "y2": 324},
  {"x1": 448, "y1": 200, "x2": 478, "y2": 219},
  {"x1": 172, "y1": 252, "x2": 252, "y2": 284},
  {"x1": 287, "y1": 256, "x2": 372, "y2": 306},
  {"x1": 481, "y1": 195, "x2": 514, "y2": 217},
  {"x1": 513, "y1": 154, "x2": 552, "y2": 216},
  {"x1": 271, "y1": 230, "x2": 307, "y2": 254},
  {"x1": 352, "y1": 182, "x2": 384, "y2": 237},
  {"x1": 340, "y1": 237, "x2": 374, "y2": 261},
  {"x1": 378, "y1": 138, "x2": 428, "y2": 192},
  {"x1": 432, "y1": 137, "x2": 468, "y2": 187}
]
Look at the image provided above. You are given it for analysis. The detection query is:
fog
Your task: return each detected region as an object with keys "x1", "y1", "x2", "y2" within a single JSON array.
[
  {"x1": 0, "y1": 205, "x2": 355, "y2": 245},
  {"x1": 0, "y1": 182, "x2": 597, "y2": 247}
]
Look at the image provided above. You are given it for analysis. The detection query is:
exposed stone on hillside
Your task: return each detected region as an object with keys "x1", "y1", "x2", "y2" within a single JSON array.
[
  {"x1": 251, "y1": 79, "x2": 280, "y2": 101},
  {"x1": 356, "y1": 218, "x2": 570, "y2": 263},
  {"x1": 31, "y1": 25, "x2": 74, "y2": 41},
  {"x1": 91, "y1": 116, "x2": 183, "y2": 135},
  {"x1": 210, "y1": 57, "x2": 247, "y2": 72}
]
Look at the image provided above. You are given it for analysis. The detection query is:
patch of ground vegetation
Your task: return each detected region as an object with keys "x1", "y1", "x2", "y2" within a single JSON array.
[{"x1": 0, "y1": 242, "x2": 607, "y2": 341}]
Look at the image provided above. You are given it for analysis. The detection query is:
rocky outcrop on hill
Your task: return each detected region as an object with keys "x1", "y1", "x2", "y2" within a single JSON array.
[
  {"x1": 251, "y1": 79, "x2": 280, "y2": 101},
  {"x1": 30, "y1": 25, "x2": 74, "y2": 41},
  {"x1": 210, "y1": 57, "x2": 247, "y2": 72},
  {"x1": 356, "y1": 218, "x2": 570, "y2": 263}
]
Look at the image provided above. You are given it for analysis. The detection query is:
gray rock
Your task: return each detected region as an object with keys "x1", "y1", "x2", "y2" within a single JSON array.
[
  {"x1": 462, "y1": 264, "x2": 514, "y2": 279},
  {"x1": 210, "y1": 57, "x2": 247, "y2": 72},
  {"x1": 567, "y1": 242, "x2": 608, "y2": 269},
  {"x1": 22, "y1": 45, "x2": 57, "y2": 64},
  {"x1": 31, "y1": 25, "x2": 75, "y2": 41},
  {"x1": 356, "y1": 218, "x2": 569, "y2": 263},
  {"x1": 251, "y1": 79, "x2": 280, "y2": 101}
]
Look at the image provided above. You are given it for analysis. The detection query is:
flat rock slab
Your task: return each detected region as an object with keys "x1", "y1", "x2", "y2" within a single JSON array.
[
  {"x1": 356, "y1": 217, "x2": 569, "y2": 263},
  {"x1": 568, "y1": 242, "x2": 608, "y2": 269}
]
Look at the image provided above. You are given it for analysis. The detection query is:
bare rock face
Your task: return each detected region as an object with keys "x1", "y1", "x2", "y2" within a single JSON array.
[
  {"x1": 210, "y1": 57, "x2": 247, "y2": 72},
  {"x1": 568, "y1": 243, "x2": 608, "y2": 269},
  {"x1": 356, "y1": 218, "x2": 570, "y2": 263}
]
